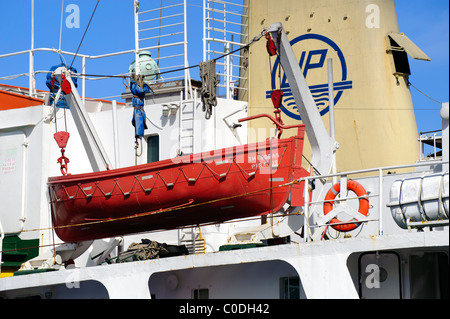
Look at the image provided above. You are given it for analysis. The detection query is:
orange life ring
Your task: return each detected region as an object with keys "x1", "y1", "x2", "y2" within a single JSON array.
[{"x1": 323, "y1": 180, "x2": 369, "y2": 232}]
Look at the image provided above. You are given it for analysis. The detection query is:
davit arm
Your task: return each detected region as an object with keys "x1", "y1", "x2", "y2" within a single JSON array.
[
  {"x1": 267, "y1": 23, "x2": 336, "y2": 177},
  {"x1": 53, "y1": 66, "x2": 111, "y2": 172}
]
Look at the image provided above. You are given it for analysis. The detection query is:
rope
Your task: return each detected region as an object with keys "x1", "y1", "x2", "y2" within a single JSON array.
[
  {"x1": 408, "y1": 80, "x2": 442, "y2": 106},
  {"x1": 197, "y1": 29, "x2": 266, "y2": 119},
  {"x1": 1, "y1": 180, "x2": 379, "y2": 253},
  {"x1": 130, "y1": 73, "x2": 146, "y2": 89},
  {"x1": 0, "y1": 205, "x2": 302, "y2": 255},
  {"x1": 134, "y1": 137, "x2": 143, "y2": 165},
  {"x1": 70, "y1": 29, "x2": 267, "y2": 82},
  {"x1": 199, "y1": 59, "x2": 219, "y2": 119},
  {"x1": 3, "y1": 175, "x2": 305, "y2": 238}
]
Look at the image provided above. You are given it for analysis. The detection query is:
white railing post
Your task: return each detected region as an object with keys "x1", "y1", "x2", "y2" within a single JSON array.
[
  {"x1": 134, "y1": 0, "x2": 140, "y2": 76},
  {"x1": 29, "y1": 0, "x2": 35, "y2": 97},
  {"x1": 203, "y1": 0, "x2": 207, "y2": 62},
  {"x1": 183, "y1": 0, "x2": 192, "y2": 99},
  {"x1": 378, "y1": 168, "x2": 383, "y2": 235},
  {"x1": 328, "y1": 58, "x2": 338, "y2": 185},
  {"x1": 112, "y1": 100, "x2": 120, "y2": 169},
  {"x1": 82, "y1": 56, "x2": 86, "y2": 104},
  {"x1": 304, "y1": 177, "x2": 310, "y2": 242},
  {"x1": 226, "y1": 43, "x2": 231, "y2": 99}
]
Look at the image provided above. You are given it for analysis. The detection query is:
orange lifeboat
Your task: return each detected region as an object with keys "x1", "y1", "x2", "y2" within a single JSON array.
[{"x1": 48, "y1": 123, "x2": 308, "y2": 242}]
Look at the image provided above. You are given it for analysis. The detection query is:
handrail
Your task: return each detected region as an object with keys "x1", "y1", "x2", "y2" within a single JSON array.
[
  {"x1": 0, "y1": 46, "x2": 159, "y2": 61},
  {"x1": 1, "y1": 0, "x2": 191, "y2": 99},
  {"x1": 419, "y1": 132, "x2": 442, "y2": 161},
  {"x1": 0, "y1": 43, "x2": 183, "y2": 101},
  {"x1": 305, "y1": 160, "x2": 448, "y2": 180},
  {"x1": 238, "y1": 113, "x2": 305, "y2": 136},
  {"x1": 301, "y1": 160, "x2": 449, "y2": 241}
]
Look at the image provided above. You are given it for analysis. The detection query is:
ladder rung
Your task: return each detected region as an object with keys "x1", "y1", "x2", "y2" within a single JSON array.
[
  {"x1": 139, "y1": 22, "x2": 184, "y2": 33},
  {"x1": 138, "y1": 3, "x2": 183, "y2": 15},
  {"x1": 139, "y1": 13, "x2": 184, "y2": 24},
  {"x1": 209, "y1": 0, "x2": 248, "y2": 9},
  {"x1": 139, "y1": 32, "x2": 184, "y2": 42}
]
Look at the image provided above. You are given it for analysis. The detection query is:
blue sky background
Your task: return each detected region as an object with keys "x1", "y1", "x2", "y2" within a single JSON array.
[{"x1": 0, "y1": 0, "x2": 448, "y2": 135}]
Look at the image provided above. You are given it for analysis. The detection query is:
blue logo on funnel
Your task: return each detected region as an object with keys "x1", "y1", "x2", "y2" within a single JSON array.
[{"x1": 266, "y1": 34, "x2": 353, "y2": 121}]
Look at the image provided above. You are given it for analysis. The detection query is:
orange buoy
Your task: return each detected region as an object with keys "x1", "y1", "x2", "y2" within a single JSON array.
[{"x1": 323, "y1": 180, "x2": 369, "y2": 232}]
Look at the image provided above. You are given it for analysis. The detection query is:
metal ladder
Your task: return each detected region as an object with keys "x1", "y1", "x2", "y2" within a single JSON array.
[
  {"x1": 134, "y1": 0, "x2": 192, "y2": 97},
  {"x1": 203, "y1": 0, "x2": 249, "y2": 100},
  {"x1": 178, "y1": 227, "x2": 206, "y2": 254},
  {"x1": 179, "y1": 99, "x2": 197, "y2": 155}
]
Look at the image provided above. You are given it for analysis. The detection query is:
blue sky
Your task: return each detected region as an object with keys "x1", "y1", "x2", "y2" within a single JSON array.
[
  {"x1": 396, "y1": 0, "x2": 449, "y2": 134},
  {"x1": 0, "y1": 0, "x2": 448, "y2": 135}
]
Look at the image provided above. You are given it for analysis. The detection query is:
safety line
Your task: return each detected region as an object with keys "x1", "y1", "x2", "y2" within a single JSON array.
[
  {"x1": 6, "y1": 169, "x2": 377, "y2": 237},
  {"x1": 71, "y1": 28, "x2": 266, "y2": 80},
  {"x1": 408, "y1": 80, "x2": 442, "y2": 106},
  {"x1": 4, "y1": 177, "x2": 303, "y2": 237},
  {"x1": 0, "y1": 207, "x2": 299, "y2": 255},
  {"x1": 0, "y1": 185, "x2": 378, "y2": 254}
]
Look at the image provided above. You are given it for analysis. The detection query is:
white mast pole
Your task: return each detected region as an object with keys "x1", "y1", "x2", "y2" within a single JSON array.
[
  {"x1": 29, "y1": 0, "x2": 35, "y2": 97},
  {"x1": 134, "y1": 0, "x2": 140, "y2": 76},
  {"x1": 328, "y1": 58, "x2": 338, "y2": 184},
  {"x1": 203, "y1": 0, "x2": 206, "y2": 62},
  {"x1": 184, "y1": 0, "x2": 192, "y2": 98}
]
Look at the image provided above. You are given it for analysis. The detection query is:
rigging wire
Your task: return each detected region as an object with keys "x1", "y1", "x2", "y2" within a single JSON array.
[
  {"x1": 408, "y1": 80, "x2": 442, "y2": 106},
  {"x1": 2, "y1": 175, "x2": 304, "y2": 237},
  {"x1": 69, "y1": 0, "x2": 101, "y2": 69},
  {"x1": 0, "y1": 193, "x2": 375, "y2": 256},
  {"x1": 0, "y1": 172, "x2": 380, "y2": 254},
  {"x1": 3, "y1": 174, "x2": 376, "y2": 240},
  {"x1": 71, "y1": 29, "x2": 267, "y2": 81}
]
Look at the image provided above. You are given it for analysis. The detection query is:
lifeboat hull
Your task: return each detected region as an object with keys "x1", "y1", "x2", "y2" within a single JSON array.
[{"x1": 48, "y1": 130, "x2": 307, "y2": 242}]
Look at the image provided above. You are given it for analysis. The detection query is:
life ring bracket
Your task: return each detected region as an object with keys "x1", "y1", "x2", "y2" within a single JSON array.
[{"x1": 323, "y1": 179, "x2": 369, "y2": 232}]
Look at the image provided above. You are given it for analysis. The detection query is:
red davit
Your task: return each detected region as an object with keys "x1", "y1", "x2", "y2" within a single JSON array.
[{"x1": 48, "y1": 125, "x2": 308, "y2": 242}]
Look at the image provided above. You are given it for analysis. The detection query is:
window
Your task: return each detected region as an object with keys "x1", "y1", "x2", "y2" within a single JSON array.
[
  {"x1": 386, "y1": 36, "x2": 411, "y2": 77},
  {"x1": 192, "y1": 288, "x2": 209, "y2": 299},
  {"x1": 147, "y1": 135, "x2": 159, "y2": 163},
  {"x1": 410, "y1": 252, "x2": 449, "y2": 299},
  {"x1": 280, "y1": 276, "x2": 300, "y2": 299},
  {"x1": 385, "y1": 33, "x2": 430, "y2": 78}
]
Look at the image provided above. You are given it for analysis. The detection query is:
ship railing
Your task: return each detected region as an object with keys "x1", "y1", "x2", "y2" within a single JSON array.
[
  {"x1": 135, "y1": 0, "x2": 193, "y2": 98},
  {"x1": 0, "y1": 0, "x2": 194, "y2": 102},
  {"x1": 0, "y1": 46, "x2": 181, "y2": 103},
  {"x1": 418, "y1": 130, "x2": 442, "y2": 161},
  {"x1": 0, "y1": 0, "x2": 252, "y2": 103},
  {"x1": 301, "y1": 160, "x2": 449, "y2": 242}
]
